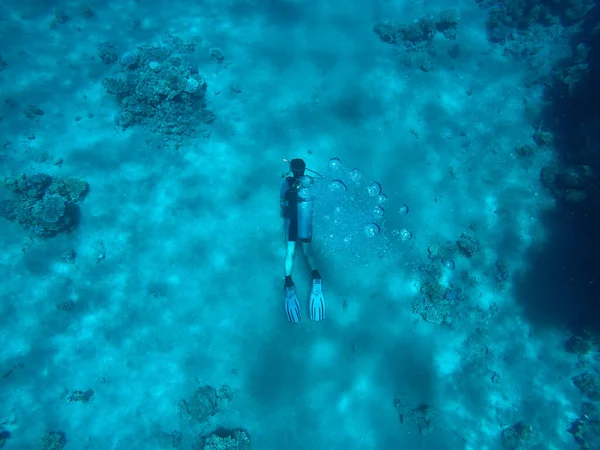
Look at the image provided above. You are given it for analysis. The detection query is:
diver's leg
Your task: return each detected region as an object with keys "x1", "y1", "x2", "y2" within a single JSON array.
[
  {"x1": 301, "y1": 242, "x2": 320, "y2": 279},
  {"x1": 285, "y1": 215, "x2": 299, "y2": 283},
  {"x1": 301, "y1": 242, "x2": 324, "y2": 321},
  {"x1": 285, "y1": 241, "x2": 296, "y2": 279}
]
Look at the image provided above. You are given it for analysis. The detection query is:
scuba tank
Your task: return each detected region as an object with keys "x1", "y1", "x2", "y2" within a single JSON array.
[
  {"x1": 296, "y1": 176, "x2": 314, "y2": 241},
  {"x1": 282, "y1": 158, "x2": 322, "y2": 242},
  {"x1": 285, "y1": 175, "x2": 314, "y2": 241}
]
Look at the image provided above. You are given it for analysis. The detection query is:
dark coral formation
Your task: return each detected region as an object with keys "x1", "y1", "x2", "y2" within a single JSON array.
[
  {"x1": 101, "y1": 36, "x2": 213, "y2": 142},
  {"x1": 1, "y1": 173, "x2": 89, "y2": 238}
]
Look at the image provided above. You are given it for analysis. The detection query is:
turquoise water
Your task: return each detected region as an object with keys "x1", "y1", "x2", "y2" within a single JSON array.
[{"x1": 1, "y1": 1, "x2": 599, "y2": 449}]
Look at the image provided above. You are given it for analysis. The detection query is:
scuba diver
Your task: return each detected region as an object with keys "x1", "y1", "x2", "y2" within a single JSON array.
[{"x1": 280, "y1": 158, "x2": 325, "y2": 324}]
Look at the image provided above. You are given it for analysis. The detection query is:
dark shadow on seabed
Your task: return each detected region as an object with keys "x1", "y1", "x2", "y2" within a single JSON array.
[{"x1": 513, "y1": 4, "x2": 600, "y2": 333}]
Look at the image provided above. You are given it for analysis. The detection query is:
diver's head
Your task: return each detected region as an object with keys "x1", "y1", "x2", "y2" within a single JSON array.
[{"x1": 290, "y1": 158, "x2": 306, "y2": 178}]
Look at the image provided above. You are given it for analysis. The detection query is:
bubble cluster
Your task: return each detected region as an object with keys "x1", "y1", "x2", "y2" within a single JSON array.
[{"x1": 311, "y1": 157, "x2": 413, "y2": 267}]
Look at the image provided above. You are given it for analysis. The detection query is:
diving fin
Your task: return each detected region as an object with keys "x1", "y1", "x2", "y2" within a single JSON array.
[
  {"x1": 309, "y1": 278, "x2": 325, "y2": 321},
  {"x1": 285, "y1": 285, "x2": 301, "y2": 324}
]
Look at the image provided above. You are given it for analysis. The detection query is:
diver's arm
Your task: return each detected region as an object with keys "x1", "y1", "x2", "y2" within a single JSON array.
[{"x1": 280, "y1": 180, "x2": 290, "y2": 215}]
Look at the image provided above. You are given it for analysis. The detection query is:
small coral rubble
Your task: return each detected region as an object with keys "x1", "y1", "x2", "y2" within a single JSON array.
[
  {"x1": 39, "y1": 431, "x2": 66, "y2": 450},
  {"x1": 196, "y1": 429, "x2": 251, "y2": 450},
  {"x1": 374, "y1": 9, "x2": 460, "y2": 49},
  {"x1": 456, "y1": 231, "x2": 482, "y2": 257},
  {"x1": 178, "y1": 385, "x2": 234, "y2": 424}
]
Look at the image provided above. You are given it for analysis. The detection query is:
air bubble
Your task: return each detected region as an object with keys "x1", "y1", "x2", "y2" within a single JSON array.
[
  {"x1": 367, "y1": 181, "x2": 382, "y2": 196},
  {"x1": 399, "y1": 229, "x2": 412, "y2": 241},
  {"x1": 364, "y1": 223, "x2": 380, "y2": 237},
  {"x1": 391, "y1": 228, "x2": 412, "y2": 241},
  {"x1": 328, "y1": 180, "x2": 346, "y2": 192},
  {"x1": 372, "y1": 206, "x2": 385, "y2": 220},
  {"x1": 328, "y1": 158, "x2": 342, "y2": 171},
  {"x1": 348, "y1": 169, "x2": 362, "y2": 184},
  {"x1": 300, "y1": 175, "x2": 313, "y2": 187}
]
